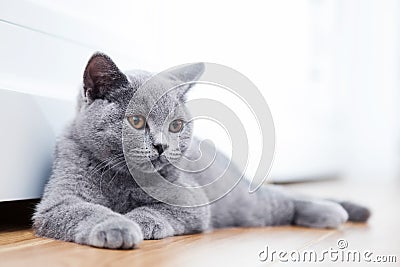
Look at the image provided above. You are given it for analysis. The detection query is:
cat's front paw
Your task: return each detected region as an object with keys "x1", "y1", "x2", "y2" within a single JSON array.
[
  {"x1": 127, "y1": 208, "x2": 175, "y2": 240},
  {"x1": 88, "y1": 217, "x2": 143, "y2": 249},
  {"x1": 142, "y1": 217, "x2": 175, "y2": 240}
]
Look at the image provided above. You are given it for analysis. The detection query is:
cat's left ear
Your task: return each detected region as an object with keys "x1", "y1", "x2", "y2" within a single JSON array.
[
  {"x1": 167, "y1": 63, "x2": 205, "y2": 100},
  {"x1": 83, "y1": 52, "x2": 129, "y2": 103}
]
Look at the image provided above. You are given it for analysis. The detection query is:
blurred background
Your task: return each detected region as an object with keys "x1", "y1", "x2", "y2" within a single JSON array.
[{"x1": 1, "y1": 0, "x2": 399, "y2": 200}]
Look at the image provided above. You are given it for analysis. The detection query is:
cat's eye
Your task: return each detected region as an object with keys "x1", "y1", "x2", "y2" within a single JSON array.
[
  {"x1": 127, "y1": 115, "x2": 146, "y2": 130},
  {"x1": 169, "y1": 119, "x2": 184, "y2": 133}
]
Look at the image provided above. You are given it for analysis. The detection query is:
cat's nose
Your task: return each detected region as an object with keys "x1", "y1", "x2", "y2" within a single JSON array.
[{"x1": 154, "y1": 144, "x2": 167, "y2": 155}]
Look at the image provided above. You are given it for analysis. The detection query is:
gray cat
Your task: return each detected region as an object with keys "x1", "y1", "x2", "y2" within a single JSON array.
[{"x1": 33, "y1": 53, "x2": 370, "y2": 249}]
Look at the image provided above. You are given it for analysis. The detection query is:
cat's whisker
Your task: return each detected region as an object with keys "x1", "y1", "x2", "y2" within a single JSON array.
[
  {"x1": 87, "y1": 154, "x2": 124, "y2": 178},
  {"x1": 99, "y1": 160, "x2": 126, "y2": 194},
  {"x1": 90, "y1": 155, "x2": 125, "y2": 195},
  {"x1": 103, "y1": 159, "x2": 125, "y2": 178},
  {"x1": 168, "y1": 152, "x2": 182, "y2": 156},
  {"x1": 87, "y1": 154, "x2": 122, "y2": 176},
  {"x1": 108, "y1": 163, "x2": 126, "y2": 185}
]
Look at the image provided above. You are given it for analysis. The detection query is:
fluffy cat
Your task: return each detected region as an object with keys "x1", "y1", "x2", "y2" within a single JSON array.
[{"x1": 33, "y1": 53, "x2": 370, "y2": 249}]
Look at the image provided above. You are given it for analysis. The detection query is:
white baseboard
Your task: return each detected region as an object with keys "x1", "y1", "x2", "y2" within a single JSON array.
[{"x1": 0, "y1": 89, "x2": 74, "y2": 201}]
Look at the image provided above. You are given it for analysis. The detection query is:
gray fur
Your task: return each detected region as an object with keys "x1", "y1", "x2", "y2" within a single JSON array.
[{"x1": 33, "y1": 53, "x2": 370, "y2": 249}]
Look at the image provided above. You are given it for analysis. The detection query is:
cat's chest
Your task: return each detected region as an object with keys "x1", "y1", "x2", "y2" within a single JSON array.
[{"x1": 100, "y1": 174, "x2": 156, "y2": 213}]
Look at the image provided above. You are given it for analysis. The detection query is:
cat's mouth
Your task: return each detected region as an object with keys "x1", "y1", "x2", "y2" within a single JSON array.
[{"x1": 150, "y1": 155, "x2": 169, "y2": 170}]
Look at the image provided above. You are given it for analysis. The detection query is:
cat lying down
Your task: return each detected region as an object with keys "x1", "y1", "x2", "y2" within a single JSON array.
[{"x1": 33, "y1": 53, "x2": 370, "y2": 249}]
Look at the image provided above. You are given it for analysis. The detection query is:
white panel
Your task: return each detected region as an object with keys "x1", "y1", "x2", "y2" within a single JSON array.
[
  {"x1": 0, "y1": 90, "x2": 74, "y2": 201},
  {"x1": 0, "y1": 0, "x2": 141, "y2": 63},
  {"x1": 0, "y1": 21, "x2": 141, "y2": 101},
  {"x1": 0, "y1": 1, "x2": 145, "y2": 201},
  {"x1": 0, "y1": 22, "x2": 91, "y2": 100}
]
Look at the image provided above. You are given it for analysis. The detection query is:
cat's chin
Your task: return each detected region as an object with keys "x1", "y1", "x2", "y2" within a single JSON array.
[{"x1": 150, "y1": 158, "x2": 168, "y2": 171}]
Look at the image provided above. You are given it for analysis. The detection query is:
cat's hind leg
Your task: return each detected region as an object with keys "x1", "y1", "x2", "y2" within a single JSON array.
[
  {"x1": 292, "y1": 199, "x2": 348, "y2": 228},
  {"x1": 292, "y1": 198, "x2": 371, "y2": 228},
  {"x1": 333, "y1": 200, "x2": 371, "y2": 222}
]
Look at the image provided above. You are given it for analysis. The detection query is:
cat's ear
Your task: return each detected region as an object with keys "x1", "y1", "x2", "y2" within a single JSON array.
[
  {"x1": 83, "y1": 52, "x2": 129, "y2": 102},
  {"x1": 167, "y1": 63, "x2": 205, "y2": 99}
]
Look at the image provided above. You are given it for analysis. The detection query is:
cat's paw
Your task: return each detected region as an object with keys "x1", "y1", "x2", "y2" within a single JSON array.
[
  {"x1": 127, "y1": 208, "x2": 175, "y2": 240},
  {"x1": 142, "y1": 217, "x2": 175, "y2": 240},
  {"x1": 88, "y1": 217, "x2": 143, "y2": 249},
  {"x1": 338, "y1": 201, "x2": 370, "y2": 222},
  {"x1": 293, "y1": 200, "x2": 349, "y2": 229}
]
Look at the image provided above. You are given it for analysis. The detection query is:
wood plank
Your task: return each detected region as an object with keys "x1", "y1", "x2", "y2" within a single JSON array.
[
  {"x1": 0, "y1": 227, "x2": 333, "y2": 267},
  {"x1": 0, "y1": 178, "x2": 397, "y2": 267}
]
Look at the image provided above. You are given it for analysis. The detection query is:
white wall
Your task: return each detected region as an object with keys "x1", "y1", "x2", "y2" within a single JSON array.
[
  {"x1": 19, "y1": 0, "x2": 344, "y2": 181},
  {"x1": 1, "y1": 0, "x2": 399, "y2": 200},
  {"x1": 332, "y1": 0, "x2": 400, "y2": 179}
]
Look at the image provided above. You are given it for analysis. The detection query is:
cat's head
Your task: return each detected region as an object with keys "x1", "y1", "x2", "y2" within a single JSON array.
[{"x1": 73, "y1": 52, "x2": 204, "y2": 172}]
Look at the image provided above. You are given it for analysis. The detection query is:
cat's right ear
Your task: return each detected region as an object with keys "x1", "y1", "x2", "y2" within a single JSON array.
[{"x1": 83, "y1": 52, "x2": 129, "y2": 103}]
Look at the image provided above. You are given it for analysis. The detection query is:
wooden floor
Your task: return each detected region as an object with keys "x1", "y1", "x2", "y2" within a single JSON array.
[{"x1": 0, "y1": 178, "x2": 399, "y2": 267}]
